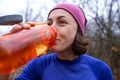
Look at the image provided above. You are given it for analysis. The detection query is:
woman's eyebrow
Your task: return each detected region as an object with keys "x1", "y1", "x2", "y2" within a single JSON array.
[
  {"x1": 57, "y1": 16, "x2": 65, "y2": 20},
  {"x1": 48, "y1": 16, "x2": 65, "y2": 20}
]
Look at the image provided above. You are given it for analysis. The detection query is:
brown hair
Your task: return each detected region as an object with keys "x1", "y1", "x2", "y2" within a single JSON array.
[{"x1": 72, "y1": 26, "x2": 89, "y2": 56}]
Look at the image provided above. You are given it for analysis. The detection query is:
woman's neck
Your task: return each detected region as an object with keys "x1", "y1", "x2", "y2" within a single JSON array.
[{"x1": 57, "y1": 50, "x2": 78, "y2": 61}]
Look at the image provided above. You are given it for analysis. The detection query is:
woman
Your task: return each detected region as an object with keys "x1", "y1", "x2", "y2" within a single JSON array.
[{"x1": 15, "y1": 3, "x2": 113, "y2": 80}]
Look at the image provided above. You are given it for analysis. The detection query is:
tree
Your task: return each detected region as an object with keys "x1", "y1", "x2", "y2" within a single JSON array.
[{"x1": 84, "y1": 0, "x2": 120, "y2": 80}]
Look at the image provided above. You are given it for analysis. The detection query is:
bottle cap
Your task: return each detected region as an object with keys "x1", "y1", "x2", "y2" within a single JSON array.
[{"x1": 0, "y1": 14, "x2": 23, "y2": 25}]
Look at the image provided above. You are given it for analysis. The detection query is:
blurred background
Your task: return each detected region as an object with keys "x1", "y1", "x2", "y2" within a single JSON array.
[{"x1": 0, "y1": 0, "x2": 120, "y2": 80}]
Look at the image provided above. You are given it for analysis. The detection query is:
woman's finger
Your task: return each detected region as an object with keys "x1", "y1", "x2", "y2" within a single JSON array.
[
  {"x1": 10, "y1": 24, "x2": 23, "y2": 33},
  {"x1": 26, "y1": 22, "x2": 36, "y2": 26},
  {"x1": 19, "y1": 23, "x2": 31, "y2": 29},
  {"x1": 27, "y1": 22, "x2": 46, "y2": 26},
  {"x1": 10, "y1": 23, "x2": 31, "y2": 33}
]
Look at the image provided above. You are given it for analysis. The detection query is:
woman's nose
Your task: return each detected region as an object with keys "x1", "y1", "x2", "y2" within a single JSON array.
[
  {"x1": 51, "y1": 23, "x2": 58, "y2": 31},
  {"x1": 51, "y1": 22, "x2": 56, "y2": 27},
  {"x1": 50, "y1": 23, "x2": 59, "y2": 36}
]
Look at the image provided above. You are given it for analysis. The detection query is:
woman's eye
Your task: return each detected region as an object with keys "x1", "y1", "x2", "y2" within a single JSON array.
[
  {"x1": 59, "y1": 20, "x2": 67, "y2": 25},
  {"x1": 47, "y1": 21, "x2": 52, "y2": 26}
]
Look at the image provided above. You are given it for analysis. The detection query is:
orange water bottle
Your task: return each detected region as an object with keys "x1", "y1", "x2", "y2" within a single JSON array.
[{"x1": 0, "y1": 22, "x2": 57, "y2": 74}]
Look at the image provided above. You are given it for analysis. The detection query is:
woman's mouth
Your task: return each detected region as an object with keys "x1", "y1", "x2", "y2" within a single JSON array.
[{"x1": 55, "y1": 39, "x2": 59, "y2": 44}]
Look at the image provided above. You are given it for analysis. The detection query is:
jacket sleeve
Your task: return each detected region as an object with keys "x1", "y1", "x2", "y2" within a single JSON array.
[
  {"x1": 15, "y1": 57, "x2": 41, "y2": 80},
  {"x1": 84, "y1": 54, "x2": 114, "y2": 80},
  {"x1": 94, "y1": 60, "x2": 114, "y2": 80},
  {"x1": 103, "y1": 64, "x2": 114, "y2": 80}
]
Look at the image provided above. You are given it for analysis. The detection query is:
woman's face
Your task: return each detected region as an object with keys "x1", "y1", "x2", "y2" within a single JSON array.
[{"x1": 47, "y1": 9, "x2": 78, "y2": 52}]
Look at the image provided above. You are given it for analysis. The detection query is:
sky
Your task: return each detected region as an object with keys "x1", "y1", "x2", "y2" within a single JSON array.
[
  {"x1": 0, "y1": 0, "x2": 80, "y2": 34},
  {"x1": 0, "y1": 0, "x2": 27, "y2": 16},
  {"x1": 0, "y1": 0, "x2": 117, "y2": 34},
  {"x1": 0, "y1": 0, "x2": 52, "y2": 34},
  {"x1": 0, "y1": 0, "x2": 26, "y2": 34}
]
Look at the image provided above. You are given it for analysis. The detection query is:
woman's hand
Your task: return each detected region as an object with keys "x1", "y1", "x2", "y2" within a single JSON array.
[
  {"x1": 10, "y1": 22, "x2": 46, "y2": 33},
  {"x1": 10, "y1": 22, "x2": 36, "y2": 33}
]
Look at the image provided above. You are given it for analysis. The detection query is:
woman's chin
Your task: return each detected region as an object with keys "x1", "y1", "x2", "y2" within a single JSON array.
[{"x1": 49, "y1": 46, "x2": 61, "y2": 52}]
